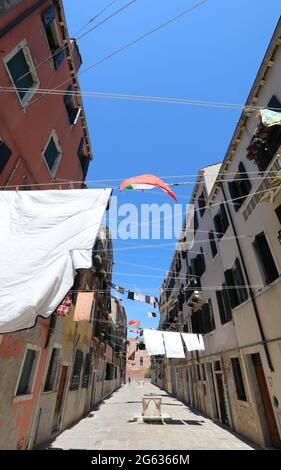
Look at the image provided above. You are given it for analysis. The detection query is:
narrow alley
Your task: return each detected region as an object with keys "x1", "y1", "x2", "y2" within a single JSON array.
[{"x1": 45, "y1": 381, "x2": 256, "y2": 450}]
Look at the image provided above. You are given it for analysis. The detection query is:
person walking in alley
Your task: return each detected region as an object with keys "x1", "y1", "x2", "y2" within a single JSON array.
[{"x1": 128, "y1": 377, "x2": 131, "y2": 385}]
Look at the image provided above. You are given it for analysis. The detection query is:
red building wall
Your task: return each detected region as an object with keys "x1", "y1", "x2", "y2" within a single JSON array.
[
  {"x1": 0, "y1": 0, "x2": 92, "y2": 449},
  {"x1": 0, "y1": 0, "x2": 91, "y2": 190}
]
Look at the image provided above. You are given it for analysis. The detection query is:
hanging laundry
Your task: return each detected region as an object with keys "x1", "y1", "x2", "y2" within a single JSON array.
[
  {"x1": 259, "y1": 109, "x2": 281, "y2": 127},
  {"x1": 127, "y1": 291, "x2": 134, "y2": 300},
  {"x1": 181, "y1": 333, "x2": 201, "y2": 352},
  {"x1": 134, "y1": 293, "x2": 146, "y2": 303},
  {"x1": 111, "y1": 283, "x2": 125, "y2": 294},
  {"x1": 147, "y1": 312, "x2": 157, "y2": 318},
  {"x1": 129, "y1": 329, "x2": 139, "y2": 334},
  {"x1": 73, "y1": 292, "x2": 95, "y2": 322},
  {"x1": 128, "y1": 320, "x2": 140, "y2": 327},
  {"x1": 139, "y1": 328, "x2": 144, "y2": 337},
  {"x1": 0, "y1": 189, "x2": 111, "y2": 333},
  {"x1": 143, "y1": 329, "x2": 165, "y2": 356},
  {"x1": 162, "y1": 331, "x2": 185, "y2": 358},
  {"x1": 55, "y1": 293, "x2": 72, "y2": 317}
]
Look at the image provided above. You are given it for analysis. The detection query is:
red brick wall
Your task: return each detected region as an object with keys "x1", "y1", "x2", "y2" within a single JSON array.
[{"x1": 126, "y1": 338, "x2": 151, "y2": 379}]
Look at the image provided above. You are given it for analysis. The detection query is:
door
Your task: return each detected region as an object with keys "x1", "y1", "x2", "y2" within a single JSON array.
[
  {"x1": 252, "y1": 354, "x2": 281, "y2": 448},
  {"x1": 52, "y1": 365, "x2": 68, "y2": 433},
  {"x1": 216, "y1": 373, "x2": 229, "y2": 425},
  {"x1": 206, "y1": 363, "x2": 218, "y2": 419}
]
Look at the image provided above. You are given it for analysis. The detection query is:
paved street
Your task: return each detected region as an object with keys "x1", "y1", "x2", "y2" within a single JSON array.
[{"x1": 46, "y1": 381, "x2": 256, "y2": 450}]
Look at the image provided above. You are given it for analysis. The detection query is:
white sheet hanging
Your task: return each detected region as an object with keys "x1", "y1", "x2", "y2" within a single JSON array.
[
  {"x1": 143, "y1": 329, "x2": 165, "y2": 356},
  {"x1": 162, "y1": 331, "x2": 185, "y2": 358},
  {"x1": 181, "y1": 333, "x2": 202, "y2": 351},
  {"x1": 0, "y1": 189, "x2": 111, "y2": 333}
]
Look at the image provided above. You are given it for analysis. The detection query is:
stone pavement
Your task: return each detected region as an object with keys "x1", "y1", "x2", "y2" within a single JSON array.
[{"x1": 46, "y1": 381, "x2": 256, "y2": 450}]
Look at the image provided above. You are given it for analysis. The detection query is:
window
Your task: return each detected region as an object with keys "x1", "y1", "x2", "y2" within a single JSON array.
[
  {"x1": 70, "y1": 350, "x2": 83, "y2": 391},
  {"x1": 224, "y1": 258, "x2": 247, "y2": 308},
  {"x1": 5, "y1": 42, "x2": 39, "y2": 107},
  {"x1": 105, "y1": 362, "x2": 115, "y2": 380},
  {"x1": 253, "y1": 95, "x2": 281, "y2": 172},
  {"x1": 253, "y1": 232, "x2": 279, "y2": 284},
  {"x1": 43, "y1": 132, "x2": 61, "y2": 177},
  {"x1": 78, "y1": 138, "x2": 90, "y2": 180},
  {"x1": 64, "y1": 85, "x2": 81, "y2": 125},
  {"x1": 202, "y1": 363, "x2": 206, "y2": 381},
  {"x1": 198, "y1": 191, "x2": 206, "y2": 217},
  {"x1": 140, "y1": 357, "x2": 144, "y2": 367},
  {"x1": 228, "y1": 162, "x2": 252, "y2": 211},
  {"x1": 231, "y1": 357, "x2": 247, "y2": 401},
  {"x1": 16, "y1": 347, "x2": 39, "y2": 396},
  {"x1": 82, "y1": 354, "x2": 91, "y2": 388},
  {"x1": 0, "y1": 139, "x2": 12, "y2": 174},
  {"x1": 42, "y1": 6, "x2": 65, "y2": 69},
  {"x1": 191, "y1": 299, "x2": 215, "y2": 334},
  {"x1": 216, "y1": 285, "x2": 232, "y2": 324},
  {"x1": 209, "y1": 230, "x2": 217, "y2": 257},
  {"x1": 214, "y1": 203, "x2": 229, "y2": 239},
  {"x1": 44, "y1": 348, "x2": 60, "y2": 392}
]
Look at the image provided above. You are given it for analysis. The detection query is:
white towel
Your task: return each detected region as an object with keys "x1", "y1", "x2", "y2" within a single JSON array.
[
  {"x1": 181, "y1": 333, "x2": 201, "y2": 351},
  {"x1": 143, "y1": 329, "x2": 165, "y2": 356},
  {"x1": 162, "y1": 331, "x2": 185, "y2": 358}
]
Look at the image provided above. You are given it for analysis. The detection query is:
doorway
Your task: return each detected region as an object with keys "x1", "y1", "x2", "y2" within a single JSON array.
[
  {"x1": 215, "y1": 373, "x2": 229, "y2": 425},
  {"x1": 251, "y1": 353, "x2": 281, "y2": 448},
  {"x1": 52, "y1": 365, "x2": 68, "y2": 433},
  {"x1": 206, "y1": 363, "x2": 218, "y2": 419}
]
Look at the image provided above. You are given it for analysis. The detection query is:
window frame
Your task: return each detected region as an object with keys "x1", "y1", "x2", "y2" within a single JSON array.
[
  {"x1": 43, "y1": 345, "x2": 61, "y2": 393},
  {"x1": 252, "y1": 231, "x2": 279, "y2": 286},
  {"x1": 231, "y1": 356, "x2": 247, "y2": 402},
  {"x1": 42, "y1": 130, "x2": 62, "y2": 177},
  {"x1": 14, "y1": 344, "x2": 41, "y2": 399},
  {"x1": 4, "y1": 40, "x2": 40, "y2": 108}
]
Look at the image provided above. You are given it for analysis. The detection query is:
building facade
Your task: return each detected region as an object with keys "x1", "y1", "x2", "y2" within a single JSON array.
[
  {"x1": 154, "y1": 17, "x2": 281, "y2": 449},
  {"x1": 126, "y1": 337, "x2": 151, "y2": 380},
  {"x1": 0, "y1": 1, "x2": 124, "y2": 450}
]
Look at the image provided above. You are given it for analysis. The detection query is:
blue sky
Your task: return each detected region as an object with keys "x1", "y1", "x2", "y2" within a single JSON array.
[{"x1": 64, "y1": 0, "x2": 281, "y2": 334}]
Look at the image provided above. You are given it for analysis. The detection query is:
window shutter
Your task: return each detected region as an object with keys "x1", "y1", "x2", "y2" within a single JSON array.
[
  {"x1": 53, "y1": 49, "x2": 65, "y2": 69},
  {"x1": 224, "y1": 269, "x2": 238, "y2": 308},
  {"x1": 255, "y1": 233, "x2": 279, "y2": 284},
  {"x1": 275, "y1": 205, "x2": 281, "y2": 225},
  {"x1": 42, "y1": 6, "x2": 56, "y2": 27},
  {"x1": 228, "y1": 181, "x2": 240, "y2": 211},
  {"x1": 209, "y1": 231, "x2": 217, "y2": 257},
  {"x1": 214, "y1": 214, "x2": 222, "y2": 238},
  {"x1": 222, "y1": 283, "x2": 232, "y2": 322},
  {"x1": 64, "y1": 85, "x2": 73, "y2": 107},
  {"x1": 234, "y1": 258, "x2": 248, "y2": 303},
  {"x1": 267, "y1": 95, "x2": 281, "y2": 111},
  {"x1": 220, "y1": 203, "x2": 229, "y2": 232},
  {"x1": 0, "y1": 140, "x2": 12, "y2": 174},
  {"x1": 238, "y1": 162, "x2": 252, "y2": 194},
  {"x1": 216, "y1": 290, "x2": 226, "y2": 324}
]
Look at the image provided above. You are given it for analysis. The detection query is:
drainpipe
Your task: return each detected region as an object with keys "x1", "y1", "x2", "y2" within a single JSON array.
[{"x1": 220, "y1": 183, "x2": 274, "y2": 372}]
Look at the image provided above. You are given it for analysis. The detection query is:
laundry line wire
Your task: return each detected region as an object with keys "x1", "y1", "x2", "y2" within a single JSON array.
[
  {"x1": 1, "y1": 85, "x2": 279, "y2": 113},
  {"x1": 12, "y1": 0, "x2": 138, "y2": 84}
]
